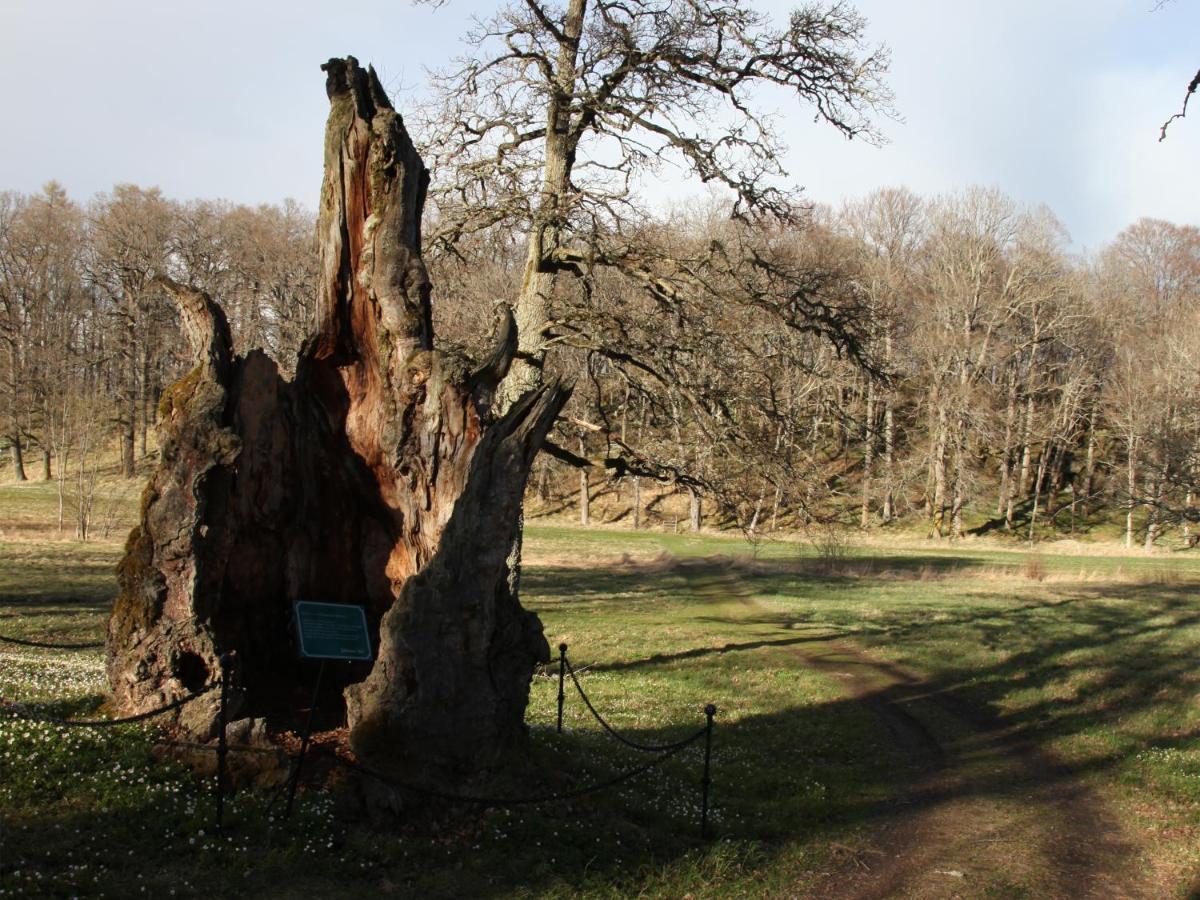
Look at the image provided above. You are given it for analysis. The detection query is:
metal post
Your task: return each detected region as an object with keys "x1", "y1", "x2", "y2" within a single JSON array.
[
  {"x1": 215, "y1": 653, "x2": 232, "y2": 833},
  {"x1": 556, "y1": 642, "x2": 568, "y2": 734},
  {"x1": 284, "y1": 659, "x2": 326, "y2": 819},
  {"x1": 700, "y1": 703, "x2": 716, "y2": 839}
]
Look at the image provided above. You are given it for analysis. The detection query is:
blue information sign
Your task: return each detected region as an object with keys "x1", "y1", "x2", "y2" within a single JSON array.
[{"x1": 294, "y1": 602, "x2": 373, "y2": 661}]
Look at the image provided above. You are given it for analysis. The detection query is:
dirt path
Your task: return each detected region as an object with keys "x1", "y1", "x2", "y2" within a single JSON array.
[{"x1": 675, "y1": 558, "x2": 1150, "y2": 900}]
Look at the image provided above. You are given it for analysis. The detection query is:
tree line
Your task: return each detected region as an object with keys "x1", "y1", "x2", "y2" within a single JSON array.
[
  {"x1": 0, "y1": 183, "x2": 316, "y2": 535},
  {"x1": 437, "y1": 186, "x2": 1200, "y2": 549},
  {"x1": 2, "y1": 178, "x2": 1196, "y2": 547}
]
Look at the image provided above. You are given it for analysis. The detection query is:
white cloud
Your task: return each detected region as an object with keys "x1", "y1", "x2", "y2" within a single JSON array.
[{"x1": 0, "y1": 0, "x2": 1196, "y2": 252}]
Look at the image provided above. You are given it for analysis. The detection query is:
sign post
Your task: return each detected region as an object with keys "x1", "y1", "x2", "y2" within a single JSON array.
[{"x1": 284, "y1": 602, "x2": 373, "y2": 818}]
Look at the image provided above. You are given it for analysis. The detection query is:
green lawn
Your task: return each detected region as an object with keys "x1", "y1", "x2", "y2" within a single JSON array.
[{"x1": 3, "y1": 484, "x2": 1200, "y2": 896}]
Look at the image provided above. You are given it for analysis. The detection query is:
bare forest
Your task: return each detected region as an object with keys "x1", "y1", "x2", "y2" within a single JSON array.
[{"x1": 2, "y1": 179, "x2": 1197, "y2": 550}]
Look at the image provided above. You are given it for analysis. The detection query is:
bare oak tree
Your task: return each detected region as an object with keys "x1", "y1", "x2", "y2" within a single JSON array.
[{"x1": 419, "y1": 0, "x2": 893, "y2": 414}]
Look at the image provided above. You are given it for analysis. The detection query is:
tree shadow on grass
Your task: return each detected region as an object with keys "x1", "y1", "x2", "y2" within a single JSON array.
[
  {"x1": 524, "y1": 557, "x2": 1200, "y2": 895},
  {"x1": 6, "y1": 555, "x2": 1200, "y2": 896}
]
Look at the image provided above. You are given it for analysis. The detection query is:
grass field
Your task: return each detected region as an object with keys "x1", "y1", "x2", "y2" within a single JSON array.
[{"x1": 3, "y1": 478, "x2": 1200, "y2": 897}]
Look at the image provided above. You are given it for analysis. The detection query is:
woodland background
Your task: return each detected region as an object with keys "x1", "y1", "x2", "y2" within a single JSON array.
[{"x1": 1, "y1": 179, "x2": 1198, "y2": 548}]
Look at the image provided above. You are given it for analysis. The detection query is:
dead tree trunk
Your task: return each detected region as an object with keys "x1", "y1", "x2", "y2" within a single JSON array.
[{"x1": 106, "y1": 58, "x2": 569, "y2": 785}]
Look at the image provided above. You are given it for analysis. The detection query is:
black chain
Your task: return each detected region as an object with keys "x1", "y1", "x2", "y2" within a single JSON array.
[
  {"x1": 566, "y1": 657, "x2": 706, "y2": 753},
  {"x1": 320, "y1": 733, "x2": 702, "y2": 807},
  {"x1": 155, "y1": 729, "x2": 702, "y2": 809},
  {"x1": 0, "y1": 634, "x2": 105, "y2": 650},
  {"x1": 1, "y1": 683, "x2": 216, "y2": 728}
]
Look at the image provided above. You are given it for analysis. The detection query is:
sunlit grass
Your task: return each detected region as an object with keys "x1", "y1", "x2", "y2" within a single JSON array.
[{"x1": 3, "y1": 473, "x2": 1200, "y2": 895}]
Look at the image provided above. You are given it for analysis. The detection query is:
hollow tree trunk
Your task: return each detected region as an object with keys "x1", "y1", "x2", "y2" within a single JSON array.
[{"x1": 107, "y1": 58, "x2": 569, "y2": 785}]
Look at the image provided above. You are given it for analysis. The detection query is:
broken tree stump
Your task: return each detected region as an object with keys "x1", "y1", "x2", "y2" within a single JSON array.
[{"x1": 106, "y1": 56, "x2": 569, "y2": 785}]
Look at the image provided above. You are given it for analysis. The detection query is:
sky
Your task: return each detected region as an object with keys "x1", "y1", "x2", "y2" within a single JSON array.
[{"x1": 1, "y1": 0, "x2": 1196, "y2": 252}]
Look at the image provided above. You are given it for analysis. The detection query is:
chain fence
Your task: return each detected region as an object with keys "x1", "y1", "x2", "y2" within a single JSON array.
[
  {"x1": 0, "y1": 633, "x2": 105, "y2": 650},
  {"x1": 1, "y1": 640, "x2": 717, "y2": 837}
]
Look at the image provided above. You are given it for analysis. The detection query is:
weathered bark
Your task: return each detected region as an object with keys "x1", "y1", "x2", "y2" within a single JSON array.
[{"x1": 107, "y1": 58, "x2": 569, "y2": 783}]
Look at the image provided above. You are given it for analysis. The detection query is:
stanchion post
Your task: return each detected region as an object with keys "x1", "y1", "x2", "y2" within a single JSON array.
[
  {"x1": 700, "y1": 702, "x2": 716, "y2": 839},
  {"x1": 285, "y1": 658, "x2": 326, "y2": 819},
  {"x1": 556, "y1": 642, "x2": 568, "y2": 734},
  {"x1": 216, "y1": 653, "x2": 232, "y2": 833}
]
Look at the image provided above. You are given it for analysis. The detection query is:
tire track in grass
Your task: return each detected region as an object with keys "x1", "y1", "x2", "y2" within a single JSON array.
[{"x1": 675, "y1": 556, "x2": 1149, "y2": 900}]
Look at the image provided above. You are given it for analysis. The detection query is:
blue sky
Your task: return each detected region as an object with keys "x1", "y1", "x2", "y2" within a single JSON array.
[{"x1": 2, "y1": 0, "x2": 1196, "y2": 251}]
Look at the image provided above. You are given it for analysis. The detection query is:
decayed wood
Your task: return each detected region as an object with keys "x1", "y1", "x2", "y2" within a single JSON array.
[{"x1": 106, "y1": 57, "x2": 569, "y2": 782}]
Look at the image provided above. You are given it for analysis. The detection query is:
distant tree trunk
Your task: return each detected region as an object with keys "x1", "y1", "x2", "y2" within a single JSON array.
[
  {"x1": 689, "y1": 485, "x2": 702, "y2": 532},
  {"x1": 1083, "y1": 402, "x2": 1098, "y2": 516},
  {"x1": 881, "y1": 390, "x2": 895, "y2": 523},
  {"x1": 998, "y1": 370, "x2": 1017, "y2": 516},
  {"x1": 578, "y1": 433, "x2": 590, "y2": 526},
  {"x1": 140, "y1": 345, "x2": 152, "y2": 458},
  {"x1": 107, "y1": 58, "x2": 569, "y2": 788},
  {"x1": 9, "y1": 434, "x2": 26, "y2": 482},
  {"x1": 1018, "y1": 392, "x2": 1035, "y2": 499},
  {"x1": 1144, "y1": 472, "x2": 1162, "y2": 552},
  {"x1": 950, "y1": 419, "x2": 966, "y2": 541},
  {"x1": 931, "y1": 408, "x2": 947, "y2": 539},
  {"x1": 632, "y1": 476, "x2": 641, "y2": 529},
  {"x1": 860, "y1": 378, "x2": 875, "y2": 529},
  {"x1": 120, "y1": 312, "x2": 137, "y2": 478},
  {"x1": 1125, "y1": 437, "x2": 1138, "y2": 549},
  {"x1": 748, "y1": 489, "x2": 764, "y2": 536},
  {"x1": 1029, "y1": 443, "x2": 1051, "y2": 542}
]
